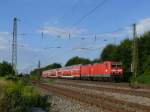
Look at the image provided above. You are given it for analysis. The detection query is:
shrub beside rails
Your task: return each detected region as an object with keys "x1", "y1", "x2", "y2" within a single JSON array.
[
  {"x1": 0, "y1": 77, "x2": 50, "y2": 112},
  {"x1": 42, "y1": 61, "x2": 123, "y2": 81}
]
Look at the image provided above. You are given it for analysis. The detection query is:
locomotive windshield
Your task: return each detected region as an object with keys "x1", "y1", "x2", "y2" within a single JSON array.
[{"x1": 112, "y1": 62, "x2": 122, "y2": 68}]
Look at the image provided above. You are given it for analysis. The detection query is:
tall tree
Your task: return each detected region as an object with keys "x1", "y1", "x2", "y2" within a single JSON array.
[
  {"x1": 65, "y1": 56, "x2": 91, "y2": 66},
  {"x1": 0, "y1": 61, "x2": 14, "y2": 76},
  {"x1": 44, "y1": 63, "x2": 62, "y2": 70},
  {"x1": 100, "y1": 44, "x2": 117, "y2": 61},
  {"x1": 30, "y1": 63, "x2": 62, "y2": 75}
]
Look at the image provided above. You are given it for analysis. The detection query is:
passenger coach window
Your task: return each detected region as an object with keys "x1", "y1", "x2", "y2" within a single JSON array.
[{"x1": 117, "y1": 65, "x2": 122, "y2": 68}]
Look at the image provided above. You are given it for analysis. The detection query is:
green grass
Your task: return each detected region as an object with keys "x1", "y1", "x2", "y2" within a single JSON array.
[
  {"x1": 0, "y1": 76, "x2": 51, "y2": 112},
  {"x1": 41, "y1": 78, "x2": 56, "y2": 84},
  {"x1": 136, "y1": 73, "x2": 150, "y2": 84}
]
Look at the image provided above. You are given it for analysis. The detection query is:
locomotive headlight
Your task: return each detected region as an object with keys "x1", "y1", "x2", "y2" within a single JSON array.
[
  {"x1": 111, "y1": 69, "x2": 116, "y2": 72},
  {"x1": 105, "y1": 69, "x2": 108, "y2": 72},
  {"x1": 117, "y1": 69, "x2": 122, "y2": 72}
]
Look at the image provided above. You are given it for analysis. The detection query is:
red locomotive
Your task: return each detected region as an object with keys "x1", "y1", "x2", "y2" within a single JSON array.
[{"x1": 42, "y1": 61, "x2": 123, "y2": 81}]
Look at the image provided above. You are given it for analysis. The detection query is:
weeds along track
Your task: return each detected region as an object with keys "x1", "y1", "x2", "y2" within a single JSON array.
[
  {"x1": 55, "y1": 81, "x2": 150, "y2": 98},
  {"x1": 32, "y1": 81, "x2": 150, "y2": 112}
]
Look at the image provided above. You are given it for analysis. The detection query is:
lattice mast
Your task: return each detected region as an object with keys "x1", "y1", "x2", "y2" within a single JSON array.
[{"x1": 12, "y1": 17, "x2": 17, "y2": 75}]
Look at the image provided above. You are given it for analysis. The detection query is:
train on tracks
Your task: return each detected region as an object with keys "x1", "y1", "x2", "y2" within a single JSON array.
[{"x1": 42, "y1": 61, "x2": 123, "y2": 81}]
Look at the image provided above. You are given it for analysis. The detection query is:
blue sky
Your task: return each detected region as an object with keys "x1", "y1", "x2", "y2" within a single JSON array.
[{"x1": 0, "y1": 0, "x2": 150, "y2": 73}]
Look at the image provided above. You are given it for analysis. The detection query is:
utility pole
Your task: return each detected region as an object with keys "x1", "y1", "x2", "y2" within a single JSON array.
[
  {"x1": 38, "y1": 60, "x2": 41, "y2": 70},
  {"x1": 12, "y1": 17, "x2": 18, "y2": 75},
  {"x1": 38, "y1": 60, "x2": 41, "y2": 76},
  {"x1": 132, "y1": 23, "x2": 138, "y2": 79}
]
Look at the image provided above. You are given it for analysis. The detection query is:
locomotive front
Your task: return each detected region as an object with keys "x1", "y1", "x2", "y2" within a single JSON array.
[{"x1": 110, "y1": 62, "x2": 123, "y2": 75}]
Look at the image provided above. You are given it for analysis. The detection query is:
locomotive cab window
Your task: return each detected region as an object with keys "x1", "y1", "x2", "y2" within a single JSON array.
[
  {"x1": 112, "y1": 64, "x2": 122, "y2": 68},
  {"x1": 112, "y1": 64, "x2": 117, "y2": 68}
]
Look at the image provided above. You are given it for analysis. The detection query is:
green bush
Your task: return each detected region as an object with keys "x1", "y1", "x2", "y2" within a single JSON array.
[
  {"x1": 21, "y1": 86, "x2": 50, "y2": 109},
  {"x1": 0, "y1": 80, "x2": 28, "y2": 112},
  {"x1": 0, "y1": 78, "x2": 50, "y2": 112}
]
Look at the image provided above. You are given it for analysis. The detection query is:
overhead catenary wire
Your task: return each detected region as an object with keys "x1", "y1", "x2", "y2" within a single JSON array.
[
  {"x1": 67, "y1": 24, "x2": 133, "y2": 54},
  {"x1": 40, "y1": 25, "x2": 131, "y2": 66},
  {"x1": 32, "y1": 0, "x2": 132, "y2": 41},
  {"x1": 15, "y1": 0, "x2": 139, "y2": 42},
  {"x1": 19, "y1": 17, "x2": 134, "y2": 56},
  {"x1": 42, "y1": 25, "x2": 130, "y2": 53},
  {"x1": 70, "y1": 0, "x2": 109, "y2": 28},
  {"x1": 56, "y1": 23, "x2": 132, "y2": 41},
  {"x1": 51, "y1": 0, "x2": 109, "y2": 39},
  {"x1": 61, "y1": 23, "x2": 132, "y2": 47},
  {"x1": 56, "y1": 0, "x2": 133, "y2": 40},
  {"x1": 58, "y1": 0, "x2": 80, "y2": 22},
  {"x1": 39, "y1": 0, "x2": 80, "y2": 39}
]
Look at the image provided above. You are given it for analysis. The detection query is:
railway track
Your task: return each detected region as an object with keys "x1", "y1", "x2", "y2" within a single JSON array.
[
  {"x1": 56, "y1": 79, "x2": 150, "y2": 89},
  {"x1": 55, "y1": 81, "x2": 150, "y2": 98},
  {"x1": 57, "y1": 79, "x2": 130, "y2": 87},
  {"x1": 32, "y1": 81, "x2": 150, "y2": 112}
]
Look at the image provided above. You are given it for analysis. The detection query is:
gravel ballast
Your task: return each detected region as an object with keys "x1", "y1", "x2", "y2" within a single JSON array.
[
  {"x1": 51, "y1": 95, "x2": 105, "y2": 112},
  {"x1": 53, "y1": 84, "x2": 150, "y2": 107}
]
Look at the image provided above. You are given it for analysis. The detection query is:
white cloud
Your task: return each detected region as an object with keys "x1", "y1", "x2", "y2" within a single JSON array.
[
  {"x1": 93, "y1": 18, "x2": 150, "y2": 40},
  {"x1": 38, "y1": 25, "x2": 87, "y2": 38},
  {"x1": 137, "y1": 18, "x2": 150, "y2": 35},
  {"x1": 94, "y1": 18, "x2": 150, "y2": 40}
]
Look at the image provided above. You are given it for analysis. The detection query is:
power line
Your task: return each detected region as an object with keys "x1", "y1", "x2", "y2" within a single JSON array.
[
  {"x1": 64, "y1": 24, "x2": 132, "y2": 42},
  {"x1": 58, "y1": 0, "x2": 80, "y2": 22},
  {"x1": 15, "y1": 0, "x2": 108, "y2": 40},
  {"x1": 51, "y1": 0, "x2": 109, "y2": 39},
  {"x1": 95, "y1": 24, "x2": 132, "y2": 39},
  {"x1": 63, "y1": 23, "x2": 131, "y2": 41},
  {"x1": 39, "y1": 25, "x2": 131, "y2": 62},
  {"x1": 71, "y1": 0, "x2": 109, "y2": 28},
  {"x1": 39, "y1": 0, "x2": 80, "y2": 39}
]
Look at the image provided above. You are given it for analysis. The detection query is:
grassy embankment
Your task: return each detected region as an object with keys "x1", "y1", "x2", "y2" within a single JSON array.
[{"x1": 0, "y1": 76, "x2": 51, "y2": 112}]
